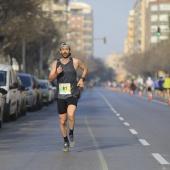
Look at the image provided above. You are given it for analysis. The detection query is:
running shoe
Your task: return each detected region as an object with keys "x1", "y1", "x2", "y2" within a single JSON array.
[
  {"x1": 63, "y1": 142, "x2": 69, "y2": 152},
  {"x1": 69, "y1": 135, "x2": 75, "y2": 148}
]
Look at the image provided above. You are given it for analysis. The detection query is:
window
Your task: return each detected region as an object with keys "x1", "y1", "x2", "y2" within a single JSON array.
[
  {"x1": 0, "y1": 71, "x2": 6, "y2": 86},
  {"x1": 150, "y1": 25, "x2": 157, "y2": 33},
  {"x1": 76, "y1": 46, "x2": 81, "y2": 51},
  {"x1": 150, "y1": 36, "x2": 158, "y2": 43},
  {"x1": 151, "y1": 15, "x2": 158, "y2": 22},
  {"x1": 151, "y1": 5, "x2": 158, "y2": 11},
  {"x1": 77, "y1": 40, "x2": 81, "y2": 44},
  {"x1": 159, "y1": 14, "x2": 168, "y2": 21},
  {"x1": 159, "y1": 4, "x2": 170, "y2": 11},
  {"x1": 84, "y1": 46, "x2": 92, "y2": 51},
  {"x1": 160, "y1": 36, "x2": 169, "y2": 40}
]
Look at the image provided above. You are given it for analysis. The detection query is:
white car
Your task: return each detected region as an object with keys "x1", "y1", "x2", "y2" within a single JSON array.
[
  {"x1": 0, "y1": 88, "x2": 7, "y2": 128},
  {"x1": 0, "y1": 64, "x2": 19, "y2": 122}
]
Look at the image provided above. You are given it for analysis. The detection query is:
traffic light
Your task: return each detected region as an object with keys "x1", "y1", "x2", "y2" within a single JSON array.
[
  {"x1": 157, "y1": 27, "x2": 161, "y2": 36},
  {"x1": 103, "y1": 37, "x2": 107, "y2": 44}
]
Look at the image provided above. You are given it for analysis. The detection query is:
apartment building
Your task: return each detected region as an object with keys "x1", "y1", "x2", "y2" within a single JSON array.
[
  {"x1": 133, "y1": 0, "x2": 148, "y2": 54},
  {"x1": 105, "y1": 52, "x2": 127, "y2": 82},
  {"x1": 42, "y1": 0, "x2": 69, "y2": 42},
  {"x1": 124, "y1": 10, "x2": 135, "y2": 55},
  {"x1": 68, "y1": 2, "x2": 93, "y2": 58},
  {"x1": 146, "y1": 0, "x2": 170, "y2": 50}
]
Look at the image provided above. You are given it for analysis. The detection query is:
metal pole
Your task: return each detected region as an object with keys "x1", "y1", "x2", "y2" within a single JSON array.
[
  {"x1": 39, "y1": 41, "x2": 43, "y2": 78},
  {"x1": 22, "y1": 38, "x2": 26, "y2": 72}
]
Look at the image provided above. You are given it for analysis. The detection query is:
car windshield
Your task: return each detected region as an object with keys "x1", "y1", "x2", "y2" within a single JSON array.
[
  {"x1": 18, "y1": 76, "x2": 31, "y2": 87},
  {"x1": 39, "y1": 82, "x2": 47, "y2": 89},
  {"x1": 0, "y1": 71, "x2": 6, "y2": 86}
]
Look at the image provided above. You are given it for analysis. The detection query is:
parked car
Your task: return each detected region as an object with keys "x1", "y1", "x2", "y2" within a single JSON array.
[
  {"x1": 0, "y1": 88, "x2": 7, "y2": 128},
  {"x1": 17, "y1": 73, "x2": 37, "y2": 111},
  {"x1": 38, "y1": 80, "x2": 51, "y2": 105},
  {"x1": 47, "y1": 81, "x2": 55, "y2": 103},
  {"x1": 17, "y1": 77, "x2": 27, "y2": 116},
  {"x1": 0, "y1": 64, "x2": 19, "y2": 122},
  {"x1": 32, "y1": 76, "x2": 43, "y2": 109}
]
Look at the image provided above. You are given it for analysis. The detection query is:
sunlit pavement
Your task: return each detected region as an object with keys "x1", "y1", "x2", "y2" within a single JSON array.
[{"x1": 0, "y1": 87, "x2": 169, "y2": 170}]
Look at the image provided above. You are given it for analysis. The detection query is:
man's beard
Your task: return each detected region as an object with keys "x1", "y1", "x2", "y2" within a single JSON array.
[{"x1": 61, "y1": 53, "x2": 70, "y2": 58}]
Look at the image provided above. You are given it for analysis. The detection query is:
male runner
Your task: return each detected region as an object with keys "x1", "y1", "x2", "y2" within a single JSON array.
[{"x1": 48, "y1": 43, "x2": 88, "y2": 152}]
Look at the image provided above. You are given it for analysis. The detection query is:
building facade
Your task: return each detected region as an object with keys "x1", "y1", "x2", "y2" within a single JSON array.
[
  {"x1": 42, "y1": 0, "x2": 69, "y2": 42},
  {"x1": 133, "y1": 0, "x2": 147, "y2": 54},
  {"x1": 124, "y1": 10, "x2": 135, "y2": 55},
  {"x1": 68, "y1": 2, "x2": 93, "y2": 58},
  {"x1": 146, "y1": 0, "x2": 170, "y2": 50}
]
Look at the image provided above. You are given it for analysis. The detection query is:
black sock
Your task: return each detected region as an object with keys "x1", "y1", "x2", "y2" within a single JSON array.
[
  {"x1": 69, "y1": 129, "x2": 74, "y2": 136},
  {"x1": 63, "y1": 136, "x2": 69, "y2": 143}
]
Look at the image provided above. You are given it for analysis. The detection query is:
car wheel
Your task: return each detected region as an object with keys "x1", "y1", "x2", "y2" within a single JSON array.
[
  {"x1": 4, "y1": 102, "x2": 10, "y2": 122},
  {"x1": 11, "y1": 103, "x2": 18, "y2": 121}
]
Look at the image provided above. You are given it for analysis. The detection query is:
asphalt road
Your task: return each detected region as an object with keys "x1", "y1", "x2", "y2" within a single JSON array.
[{"x1": 0, "y1": 87, "x2": 170, "y2": 170}]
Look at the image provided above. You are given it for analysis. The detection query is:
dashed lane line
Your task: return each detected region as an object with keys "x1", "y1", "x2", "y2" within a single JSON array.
[
  {"x1": 124, "y1": 122, "x2": 130, "y2": 126},
  {"x1": 101, "y1": 92, "x2": 170, "y2": 166},
  {"x1": 129, "y1": 129, "x2": 138, "y2": 135},
  {"x1": 139, "y1": 139, "x2": 150, "y2": 146},
  {"x1": 152, "y1": 153, "x2": 170, "y2": 165},
  {"x1": 119, "y1": 117, "x2": 124, "y2": 121}
]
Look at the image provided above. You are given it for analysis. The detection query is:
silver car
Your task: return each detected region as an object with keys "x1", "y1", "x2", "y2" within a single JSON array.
[{"x1": 17, "y1": 73, "x2": 37, "y2": 111}]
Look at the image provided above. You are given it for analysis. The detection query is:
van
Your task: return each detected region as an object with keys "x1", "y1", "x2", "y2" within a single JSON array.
[{"x1": 0, "y1": 64, "x2": 19, "y2": 122}]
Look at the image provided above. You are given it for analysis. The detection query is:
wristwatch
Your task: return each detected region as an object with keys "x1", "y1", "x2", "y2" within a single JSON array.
[{"x1": 81, "y1": 77, "x2": 85, "y2": 81}]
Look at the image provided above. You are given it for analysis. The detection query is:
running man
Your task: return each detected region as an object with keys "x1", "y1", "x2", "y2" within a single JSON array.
[{"x1": 48, "y1": 43, "x2": 88, "y2": 152}]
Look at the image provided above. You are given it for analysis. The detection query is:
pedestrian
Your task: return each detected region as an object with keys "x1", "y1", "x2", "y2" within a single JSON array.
[
  {"x1": 130, "y1": 80, "x2": 136, "y2": 94},
  {"x1": 48, "y1": 42, "x2": 88, "y2": 152},
  {"x1": 163, "y1": 73, "x2": 170, "y2": 102},
  {"x1": 146, "y1": 77, "x2": 154, "y2": 99},
  {"x1": 158, "y1": 76, "x2": 164, "y2": 100}
]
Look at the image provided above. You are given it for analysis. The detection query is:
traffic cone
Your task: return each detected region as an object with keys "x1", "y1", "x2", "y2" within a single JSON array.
[
  {"x1": 139, "y1": 91, "x2": 142, "y2": 97},
  {"x1": 168, "y1": 98, "x2": 170, "y2": 105},
  {"x1": 130, "y1": 90, "x2": 133, "y2": 95},
  {"x1": 149, "y1": 93, "x2": 152, "y2": 100}
]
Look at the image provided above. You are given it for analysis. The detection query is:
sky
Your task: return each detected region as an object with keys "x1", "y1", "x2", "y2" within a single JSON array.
[{"x1": 70, "y1": 0, "x2": 137, "y2": 60}]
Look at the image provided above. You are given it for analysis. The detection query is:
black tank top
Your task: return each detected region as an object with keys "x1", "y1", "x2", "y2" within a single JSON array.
[{"x1": 56, "y1": 57, "x2": 77, "y2": 99}]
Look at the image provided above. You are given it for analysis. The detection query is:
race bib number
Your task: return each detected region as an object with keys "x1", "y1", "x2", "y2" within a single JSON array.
[{"x1": 59, "y1": 83, "x2": 71, "y2": 94}]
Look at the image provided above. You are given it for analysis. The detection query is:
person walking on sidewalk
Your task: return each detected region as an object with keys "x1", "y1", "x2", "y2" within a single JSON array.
[{"x1": 48, "y1": 43, "x2": 88, "y2": 152}]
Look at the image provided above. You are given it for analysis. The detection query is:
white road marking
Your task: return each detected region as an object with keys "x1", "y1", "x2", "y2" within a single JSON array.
[
  {"x1": 119, "y1": 117, "x2": 124, "y2": 121},
  {"x1": 124, "y1": 122, "x2": 130, "y2": 126},
  {"x1": 152, "y1": 153, "x2": 170, "y2": 165},
  {"x1": 138, "y1": 139, "x2": 150, "y2": 146},
  {"x1": 111, "y1": 108, "x2": 115, "y2": 112},
  {"x1": 116, "y1": 113, "x2": 120, "y2": 117},
  {"x1": 129, "y1": 129, "x2": 138, "y2": 135},
  {"x1": 85, "y1": 118, "x2": 109, "y2": 170}
]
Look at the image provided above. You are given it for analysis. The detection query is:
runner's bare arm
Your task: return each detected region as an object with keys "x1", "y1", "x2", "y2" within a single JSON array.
[
  {"x1": 48, "y1": 60, "x2": 58, "y2": 83},
  {"x1": 78, "y1": 60, "x2": 88, "y2": 78},
  {"x1": 77, "y1": 59, "x2": 88, "y2": 87}
]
